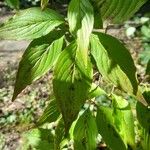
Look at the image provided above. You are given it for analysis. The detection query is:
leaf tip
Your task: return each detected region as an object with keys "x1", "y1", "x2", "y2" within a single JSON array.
[{"x1": 12, "y1": 94, "x2": 17, "y2": 102}]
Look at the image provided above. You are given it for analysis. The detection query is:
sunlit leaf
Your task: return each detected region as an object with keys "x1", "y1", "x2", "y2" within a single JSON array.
[
  {"x1": 90, "y1": 33, "x2": 138, "y2": 95},
  {"x1": 13, "y1": 32, "x2": 64, "y2": 100},
  {"x1": 88, "y1": 83, "x2": 106, "y2": 99},
  {"x1": 136, "y1": 102, "x2": 150, "y2": 150},
  {"x1": 37, "y1": 97, "x2": 60, "y2": 125},
  {"x1": 0, "y1": 8, "x2": 64, "y2": 40},
  {"x1": 112, "y1": 95, "x2": 135, "y2": 149},
  {"x1": 73, "y1": 109, "x2": 98, "y2": 150},
  {"x1": 68, "y1": 0, "x2": 94, "y2": 64},
  {"x1": 96, "y1": 105, "x2": 126, "y2": 150}
]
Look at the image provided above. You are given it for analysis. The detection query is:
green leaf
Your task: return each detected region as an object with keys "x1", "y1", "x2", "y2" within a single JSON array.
[
  {"x1": 53, "y1": 42, "x2": 93, "y2": 132},
  {"x1": 0, "y1": 7, "x2": 64, "y2": 40},
  {"x1": 142, "y1": 129, "x2": 150, "y2": 150},
  {"x1": 88, "y1": 83, "x2": 106, "y2": 99},
  {"x1": 136, "y1": 102, "x2": 150, "y2": 131},
  {"x1": 73, "y1": 109, "x2": 98, "y2": 150},
  {"x1": 141, "y1": 25, "x2": 150, "y2": 39},
  {"x1": 96, "y1": 105, "x2": 127, "y2": 150},
  {"x1": 20, "y1": 128, "x2": 54, "y2": 150},
  {"x1": 93, "y1": 9, "x2": 103, "y2": 29},
  {"x1": 12, "y1": 32, "x2": 64, "y2": 100},
  {"x1": 139, "y1": 44, "x2": 150, "y2": 65},
  {"x1": 112, "y1": 95, "x2": 135, "y2": 149},
  {"x1": 136, "y1": 102, "x2": 150, "y2": 150},
  {"x1": 90, "y1": 33, "x2": 138, "y2": 95},
  {"x1": 93, "y1": 0, "x2": 148, "y2": 23},
  {"x1": 54, "y1": 118, "x2": 65, "y2": 150},
  {"x1": 41, "y1": 0, "x2": 49, "y2": 10},
  {"x1": 37, "y1": 97, "x2": 60, "y2": 126},
  {"x1": 5, "y1": 0, "x2": 19, "y2": 9},
  {"x1": 143, "y1": 90, "x2": 150, "y2": 105},
  {"x1": 68, "y1": 0, "x2": 94, "y2": 64},
  {"x1": 90, "y1": 0, "x2": 103, "y2": 29},
  {"x1": 146, "y1": 59, "x2": 150, "y2": 75}
]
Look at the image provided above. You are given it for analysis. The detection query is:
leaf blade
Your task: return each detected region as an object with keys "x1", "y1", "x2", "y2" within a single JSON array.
[
  {"x1": 68, "y1": 0, "x2": 94, "y2": 64},
  {"x1": 0, "y1": 7, "x2": 64, "y2": 40},
  {"x1": 37, "y1": 97, "x2": 60, "y2": 126},
  {"x1": 13, "y1": 32, "x2": 64, "y2": 100},
  {"x1": 53, "y1": 42, "x2": 93, "y2": 132},
  {"x1": 96, "y1": 105, "x2": 127, "y2": 150},
  {"x1": 94, "y1": 0, "x2": 148, "y2": 23},
  {"x1": 112, "y1": 95, "x2": 135, "y2": 148},
  {"x1": 73, "y1": 109, "x2": 98, "y2": 150},
  {"x1": 90, "y1": 33, "x2": 138, "y2": 94}
]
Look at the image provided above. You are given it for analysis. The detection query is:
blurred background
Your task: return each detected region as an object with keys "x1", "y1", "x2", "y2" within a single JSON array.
[{"x1": 0, "y1": 0, "x2": 150, "y2": 149}]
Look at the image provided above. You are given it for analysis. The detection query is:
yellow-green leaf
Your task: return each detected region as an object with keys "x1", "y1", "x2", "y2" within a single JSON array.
[
  {"x1": 90, "y1": 33, "x2": 138, "y2": 95},
  {"x1": 73, "y1": 109, "x2": 98, "y2": 150},
  {"x1": 96, "y1": 105, "x2": 127, "y2": 150},
  {"x1": 0, "y1": 7, "x2": 64, "y2": 40},
  {"x1": 112, "y1": 95, "x2": 135, "y2": 149},
  {"x1": 12, "y1": 32, "x2": 64, "y2": 100},
  {"x1": 68, "y1": 0, "x2": 94, "y2": 64},
  {"x1": 37, "y1": 97, "x2": 60, "y2": 125}
]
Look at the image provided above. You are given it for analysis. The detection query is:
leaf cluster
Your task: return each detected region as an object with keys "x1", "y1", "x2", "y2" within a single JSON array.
[{"x1": 0, "y1": 0, "x2": 149, "y2": 149}]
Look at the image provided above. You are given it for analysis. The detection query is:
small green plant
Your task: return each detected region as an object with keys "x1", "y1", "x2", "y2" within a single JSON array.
[
  {"x1": 0, "y1": 0, "x2": 150, "y2": 149},
  {"x1": 125, "y1": 15, "x2": 150, "y2": 66}
]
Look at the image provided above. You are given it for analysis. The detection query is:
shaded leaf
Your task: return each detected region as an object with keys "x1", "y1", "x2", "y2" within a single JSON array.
[
  {"x1": 143, "y1": 90, "x2": 150, "y2": 105},
  {"x1": 146, "y1": 59, "x2": 150, "y2": 75},
  {"x1": 37, "y1": 97, "x2": 60, "y2": 126},
  {"x1": 55, "y1": 118, "x2": 66, "y2": 150},
  {"x1": 93, "y1": 0, "x2": 148, "y2": 23},
  {"x1": 141, "y1": 129, "x2": 150, "y2": 150},
  {"x1": 136, "y1": 102, "x2": 150, "y2": 131},
  {"x1": 90, "y1": 0, "x2": 103, "y2": 29},
  {"x1": 5, "y1": 0, "x2": 19, "y2": 9},
  {"x1": 53, "y1": 42, "x2": 93, "y2": 132},
  {"x1": 0, "y1": 7, "x2": 64, "y2": 40},
  {"x1": 90, "y1": 33, "x2": 138, "y2": 95},
  {"x1": 13, "y1": 32, "x2": 64, "y2": 100}
]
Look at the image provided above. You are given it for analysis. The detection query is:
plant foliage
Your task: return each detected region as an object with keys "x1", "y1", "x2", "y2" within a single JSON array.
[{"x1": 0, "y1": 0, "x2": 149, "y2": 149}]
